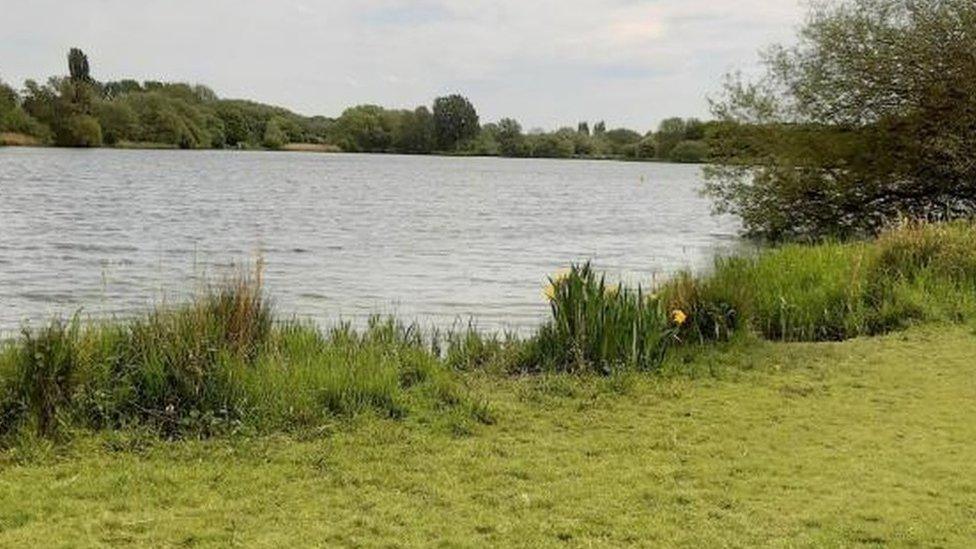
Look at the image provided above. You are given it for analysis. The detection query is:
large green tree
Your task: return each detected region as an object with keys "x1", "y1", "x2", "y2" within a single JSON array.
[
  {"x1": 432, "y1": 94, "x2": 479, "y2": 150},
  {"x1": 67, "y1": 48, "x2": 91, "y2": 82},
  {"x1": 705, "y1": 0, "x2": 976, "y2": 240}
]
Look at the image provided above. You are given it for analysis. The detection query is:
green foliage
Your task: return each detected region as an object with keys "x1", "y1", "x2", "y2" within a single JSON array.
[
  {"x1": 0, "y1": 271, "x2": 486, "y2": 444},
  {"x1": 635, "y1": 135, "x2": 657, "y2": 159},
  {"x1": 121, "y1": 92, "x2": 212, "y2": 148},
  {"x1": 663, "y1": 222, "x2": 976, "y2": 342},
  {"x1": 706, "y1": 0, "x2": 976, "y2": 240},
  {"x1": 0, "y1": 80, "x2": 16, "y2": 114},
  {"x1": 433, "y1": 94, "x2": 479, "y2": 150},
  {"x1": 333, "y1": 104, "x2": 396, "y2": 152},
  {"x1": 394, "y1": 106, "x2": 436, "y2": 153},
  {"x1": 495, "y1": 118, "x2": 527, "y2": 157},
  {"x1": 262, "y1": 117, "x2": 287, "y2": 149},
  {"x1": 3, "y1": 224, "x2": 976, "y2": 447},
  {"x1": 527, "y1": 131, "x2": 575, "y2": 158},
  {"x1": 67, "y1": 48, "x2": 91, "y2": 82},
  {"x1": 11, "y1": 49, "x2": 711, "y2": 161},
  {"x1": 5, "y1": 319, "x2": 81, "y2": 438},
  {"x1": 669, "y1": 140, "x2": 709, "y2": 163},
  {"x1": 93, "y1": 100, "x2": 137, "y2": 145},
  {"x1": 528, "y1": 264, "x2": 678, "y2": 374},
  {"x1": 655, "y1": 117, "x2": 688, "y2": 158},
  {"x1": 62, "y1": 114, "x2": 102, "y2": 147}
]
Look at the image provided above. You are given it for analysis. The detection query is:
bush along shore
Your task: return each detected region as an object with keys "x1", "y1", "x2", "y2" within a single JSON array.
[{"x1": 1, "y1": 222, "x2": 975, "y2": 446}]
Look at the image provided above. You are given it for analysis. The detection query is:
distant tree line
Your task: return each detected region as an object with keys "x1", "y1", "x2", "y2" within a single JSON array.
[{"x1": 1, "y1": 49, "x2": 711, "y2": 162}]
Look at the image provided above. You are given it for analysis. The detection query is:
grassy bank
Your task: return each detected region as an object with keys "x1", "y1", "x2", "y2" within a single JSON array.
[
  {"x1": 1, "y1": 324, "x2": 974, "y2": 546},
  {"x1": 0, "y1": 132, "x2": 41, "y2": 146},
  {"x1": 0, "y1": 222, "x2": 975, "y2": 545},
  {"x1": 1, "y1": 222, "x2": 975, "y2": 446}
]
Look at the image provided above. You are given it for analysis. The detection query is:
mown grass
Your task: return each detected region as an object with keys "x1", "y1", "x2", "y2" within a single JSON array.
[{"x1": 0, "y1": 324, "x2": 973, "y2": 546}]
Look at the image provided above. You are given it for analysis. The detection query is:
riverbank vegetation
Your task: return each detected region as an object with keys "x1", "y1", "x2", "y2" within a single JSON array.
[
  {"x1": 0, "y1": 50, "x2": 710, "y2": 162},
  {"x1": 2, "y1": 221, "x2": 974, "y2": 447},
  {"x1": 2, "y1": 323, "x2": 974, "y2": 546}
]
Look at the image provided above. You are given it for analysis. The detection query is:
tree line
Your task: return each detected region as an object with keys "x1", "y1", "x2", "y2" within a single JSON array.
[{"x1": 0, "y1": 49, "x2": 710, "y2": 162}]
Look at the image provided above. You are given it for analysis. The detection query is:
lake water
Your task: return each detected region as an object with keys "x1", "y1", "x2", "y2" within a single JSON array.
[{"x1": 0, "y1": 148, "x2": 740, "y2": 335}]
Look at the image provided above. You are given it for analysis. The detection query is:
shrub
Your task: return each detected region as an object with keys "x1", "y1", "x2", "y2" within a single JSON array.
[
  {"x1": 60, "y1": 114, "x2": 102, "y2": 147},
  {"x1": 668, "y1": 140, "x2": 709, "y2": 163}
]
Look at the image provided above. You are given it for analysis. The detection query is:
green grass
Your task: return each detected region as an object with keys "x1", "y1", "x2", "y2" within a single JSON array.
[
  {"x1": 663, "y1": 221, "x2": 976, "y2": 343},
  {"x1": 1, "y1": 222, "x2": 975, "y2": 545},
  {"x1": 0, "y1": 273, "x2": 489, "y2": 443},
  {"x1": 1, "y1": 324, "x2": 973, "y2": 546}
]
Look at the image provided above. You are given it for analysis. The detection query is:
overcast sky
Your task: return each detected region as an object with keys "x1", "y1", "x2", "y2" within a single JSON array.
[{"x1": 0, "y1": 0, "x2": 805, "y2": 131}]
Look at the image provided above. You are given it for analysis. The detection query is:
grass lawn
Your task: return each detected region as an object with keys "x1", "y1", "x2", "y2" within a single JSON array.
[{"x1": 1, "y1": 324, "x2": 974, "y2": 547}]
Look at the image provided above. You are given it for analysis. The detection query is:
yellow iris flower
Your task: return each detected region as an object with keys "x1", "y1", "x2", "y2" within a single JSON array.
[{"x1": 671, "y1": 309, "x2": 688, "y2": 326}]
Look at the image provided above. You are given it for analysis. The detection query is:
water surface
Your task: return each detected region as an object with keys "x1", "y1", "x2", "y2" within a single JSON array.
[{"x1": 0, "y1": 148, "x2": 740, "y2": 334}]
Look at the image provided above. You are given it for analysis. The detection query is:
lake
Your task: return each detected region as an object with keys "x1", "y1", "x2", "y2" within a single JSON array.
[{"x1": 0, "y1": 148, "x2": 740, "y2": 335}]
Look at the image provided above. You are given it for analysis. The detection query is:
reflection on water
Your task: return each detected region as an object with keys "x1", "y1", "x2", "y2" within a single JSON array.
[{"x1": 0, "y1": 148, "x2": 740, "y2": 334}]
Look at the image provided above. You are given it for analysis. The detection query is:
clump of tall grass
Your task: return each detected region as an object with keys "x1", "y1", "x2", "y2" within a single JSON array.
[
  {"x1": 663, "y1": 221, "x2": 976, "y2": 343},
  {"x1": 0, "y1": 270, "x2": 487, "y2": 444},
  {"x1": 526, "y1": 264, "x2": 680, "y2": 374}
]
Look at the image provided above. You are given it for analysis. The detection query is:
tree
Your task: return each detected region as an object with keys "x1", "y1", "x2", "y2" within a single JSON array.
[
  {"x1": 68, "y1": 48, "x2": 91, "y2": 82},
  {"x1": 603, "y1": 128, "x2": 642, "y2": 157},
  {"x1": 593, "y1": 121, "x2": 606, "y2": 135},
  {"x1": 0, "y1": 80, "x2": 16, "y2": 115},
  {"x1": 577, "y1": 121, "x2": 590, "y2": 135},
  {"x1": 94, "y1": 99, "x2": 138, "y2": 145},
  {"x1": 669, "y1": 140, "x2": 709, "y2": 163},
  {"x1": 333, "y1": 104, "x2": 395, "y2": 152},
  {"x1": 432, "y1": 94, "x2": 479, "y2": 150},
  {"x1": 395, "y1": 106, "x2": 436, "y2": 153},
  {"x1": 706, "y1": 0, "x2": 976, "y2": 240},
  {"x1": 63, "y1": 114, "x2": 102, "y2": 147},
  {"x1": 528, "y1": 132, "x2": 574, "y2": 158},
  {"x1": 655, "y1": 117, "x2": 687, "y2": 159},
  {"x1": 636, "y1": 135, "x2": 657, "y2": 159},
  {"x1": 262, "y1": 117, "x2": 287, "y2": 149},
  {"x1": 496, "y1": 118, "x2": 526, "y2": 157},
  {"x1": 683, "y1": 118, "x2": 705, "y2": 140}
]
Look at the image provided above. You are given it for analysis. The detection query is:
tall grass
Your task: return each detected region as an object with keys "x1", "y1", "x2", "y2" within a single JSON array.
[
  {"x1": 528, "y1": 264, "x2": 679, "y2": 374},
  {"x1": 0, "y1": 270, "x2": 488, "y2": 443},
  {"x1": 2, "y1": 222, "x2": 975, "y2": 444},
  {"x1": 663, "y1": 221, "x2": 976, "y2": 342}
]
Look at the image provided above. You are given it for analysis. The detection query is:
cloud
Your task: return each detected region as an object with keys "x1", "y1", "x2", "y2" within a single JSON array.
[{"x1": 0, "y1": 0, "x2": 805, "y2": 129}]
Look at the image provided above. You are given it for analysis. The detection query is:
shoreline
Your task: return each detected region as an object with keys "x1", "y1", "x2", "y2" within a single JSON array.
[{"x1": 0, "y1": 136, "x2": 707, "y2": 164}]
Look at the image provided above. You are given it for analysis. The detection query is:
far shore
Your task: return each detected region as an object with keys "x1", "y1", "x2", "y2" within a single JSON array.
[{"x1": 0, "y1": 134, "x2": 706, "y2": 164}]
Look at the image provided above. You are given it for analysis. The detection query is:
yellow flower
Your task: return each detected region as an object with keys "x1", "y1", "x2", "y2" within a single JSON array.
[
  {"x1": 551, "y1": 268, "x2": 571, "y2": 283},
  {"x1": 604, "y1": 283, "x2": 620, "y2": 297},
  {"x1": 671, "y1": 309, "x2": 687, "y2": 326},
  {"x1": 543, "y1": 268, "x2": 572, "y2": 301},
  {"x1": 543, "y1": 283, "x2": 557, "y2": 301}
]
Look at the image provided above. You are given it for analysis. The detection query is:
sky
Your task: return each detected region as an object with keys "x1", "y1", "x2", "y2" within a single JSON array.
[{"x1": 0, "y1": 0, "x2": 805, "y2": 131}]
